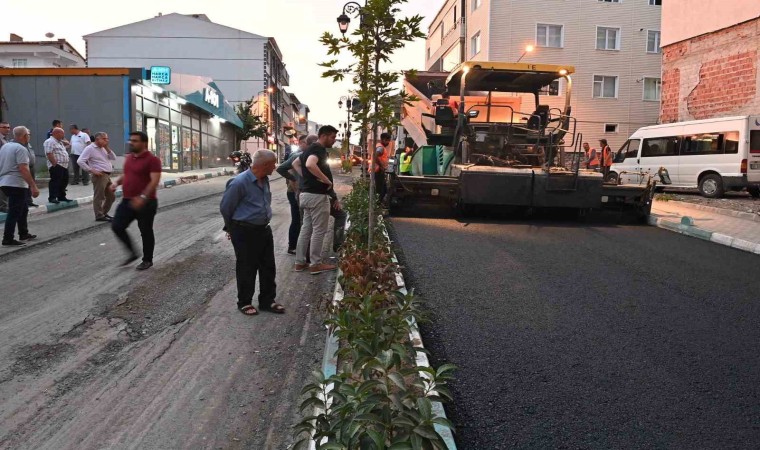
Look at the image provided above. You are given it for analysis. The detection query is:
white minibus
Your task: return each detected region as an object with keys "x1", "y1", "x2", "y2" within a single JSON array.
[{"x1": 610, "y1": 116, "x2": 760, "y2": 198}]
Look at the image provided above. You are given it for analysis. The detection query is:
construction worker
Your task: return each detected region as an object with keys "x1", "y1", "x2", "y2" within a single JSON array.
[
  {"x1": 584, "y1": 142, "x2": 599, "y2": 171},
  {"x1": 441, "y1": 91, "x2": 459, "y2": 115},
  {"x1": 599, "y1": 139, "x2": 613, "y2": 181},
  {"x1": 373, "y1": 132, "x2": 392, "y2": 203},
  {"x1": 399, "y1": 144, "x2": 414, "y2": 175}
]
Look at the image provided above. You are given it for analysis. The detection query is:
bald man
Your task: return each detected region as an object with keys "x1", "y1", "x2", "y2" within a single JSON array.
[{"x1": 43, "y1": 127, "x2": 71, "y2": 204}]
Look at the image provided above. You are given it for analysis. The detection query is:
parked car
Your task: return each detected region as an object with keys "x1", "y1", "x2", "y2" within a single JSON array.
[{"x1": 610, "y1": 116, "x2": 760, "y2": 198}]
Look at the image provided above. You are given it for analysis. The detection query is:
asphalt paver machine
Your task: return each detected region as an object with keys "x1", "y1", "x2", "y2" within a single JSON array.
[{"x1": 390, "y1": 62, "x2": 656, "y2": 218}]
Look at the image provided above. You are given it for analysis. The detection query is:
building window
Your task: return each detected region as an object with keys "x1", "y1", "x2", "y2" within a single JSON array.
[
  {"x1": 596, "y1": 27, "x2": 621, "y2": 50},
  {"x1": 12, "y1": 59, "x2": 27, "y2": 68},
  {"x1": 426, "y1": 47, "x2": 431, "y2": 61},
  {"x1": 649, "y1": 0, "x2": 661, "y2": 5},
  {"x1": 643, "y1": 77, "x2": 662, "y2": 101},
  {"x1": 540, "y1": 79, "x2": 561, "y2": 96},
  {"x1": 593, "y1": 75, "x2": 618, "y2": 98},
  {"x1": 647, "y1": 30, "x2": 661, "y2": 53},
  {"x1": 472, "y1": 0, "x2": 481, "y2": 11},
  {"x1": 471, "y1": 32, "x2": 481, "y2": 57},
  {"x1": 604, "y1": 123, "x2": 619, "y2": 133},
  {"x1": 599, "y1": 0, "x2": 621, "y2": 2},
  {"x1": 536, "y1": 24, "x2": 564, "y2": 48}
]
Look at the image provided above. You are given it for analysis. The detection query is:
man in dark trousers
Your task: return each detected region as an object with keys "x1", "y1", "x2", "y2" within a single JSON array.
[
  {"x1": 110, "y1": 131, "x2": 162, "y2": 270},
  {"x1": 220, "y1": 149, "x2": 285, "y2": 316}
]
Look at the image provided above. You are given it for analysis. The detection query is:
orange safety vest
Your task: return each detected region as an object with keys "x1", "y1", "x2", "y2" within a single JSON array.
[
  {"x1": 602, "y1": 146, "x2": 613, "y2": 167},
  {"x1": 373, "y1": 143, "x2": 391, "y2": 173},
  {"x1": 587, "y1": 148, "x2": 599, "y2": 167}
]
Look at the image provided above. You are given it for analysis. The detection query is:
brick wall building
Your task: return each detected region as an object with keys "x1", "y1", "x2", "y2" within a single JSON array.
[{"x1": 660, "y1": 2, "x2": 760, "y2": 123}]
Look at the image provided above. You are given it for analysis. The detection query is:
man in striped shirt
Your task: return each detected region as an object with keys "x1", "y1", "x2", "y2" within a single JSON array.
[
  {"x1": 78, "y1": 132, "x2": 117, "y2": 222},
  {"x1": 43, "y1": 128, "x2": 71, "y2": 204}
]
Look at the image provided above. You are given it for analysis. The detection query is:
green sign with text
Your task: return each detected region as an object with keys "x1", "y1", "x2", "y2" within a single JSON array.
[{"x1": 149, "y1": 66, "x2": 171, "y2": 85}]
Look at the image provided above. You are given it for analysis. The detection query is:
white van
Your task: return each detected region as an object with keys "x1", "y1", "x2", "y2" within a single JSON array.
[{"x1": 610, "y1": 116, "x2": 760, "y2": 198}]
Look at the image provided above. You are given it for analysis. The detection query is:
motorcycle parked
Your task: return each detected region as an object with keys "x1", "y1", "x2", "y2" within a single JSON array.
[{"x1": 229, "y1": 150, "x2": 252, "y2": 174}]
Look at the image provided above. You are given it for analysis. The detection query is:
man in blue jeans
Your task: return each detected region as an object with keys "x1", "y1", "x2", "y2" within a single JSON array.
[
  {"x1": 276, "y1": 134, "x2": 314, "y2": 254},
  {"x1": 0, "y1": 126, "x2": 40, "y2": 246}
]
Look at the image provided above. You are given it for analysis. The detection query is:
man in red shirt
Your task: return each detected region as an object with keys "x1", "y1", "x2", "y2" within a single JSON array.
[{"x1": 110, "y1": 131, "x2": 162, "y2": 270}]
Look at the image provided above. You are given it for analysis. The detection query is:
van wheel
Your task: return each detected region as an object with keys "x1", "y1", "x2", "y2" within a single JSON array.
[
  {"x1": 749, "y1": 185, "x2": 760, "y2": 198},
  {"x1": 607, "y1": 171, "x2": 619, "y2": 184},
  {"x1": 699, "y1": 174, "x2": 724, "y2": 198}
]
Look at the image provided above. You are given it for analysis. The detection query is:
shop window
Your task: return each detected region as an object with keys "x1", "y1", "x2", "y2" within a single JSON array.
[
  {"x1": 182, "y1": 113, "x2": 191, "y2": 127},
  {"x1": 135, "y1": 96, "x2": 143, "y2": 112},
  {"x1": 135, "y1": 112, "x2": 144, "y2": 132},
  {"x1": 143, "y1": 100, "x2": 158, "y2": 116},
  {"x1": 158, "y1": 105, "x2": 170, "y2": 121}
]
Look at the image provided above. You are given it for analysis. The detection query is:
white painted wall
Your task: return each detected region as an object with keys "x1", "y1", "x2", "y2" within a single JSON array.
[
  {"x1": 85, "y1": 14, "x2": 268, "y2": 104},
  {"x1": 662, "y1": 0, "x2": 760, "y2": 47}
]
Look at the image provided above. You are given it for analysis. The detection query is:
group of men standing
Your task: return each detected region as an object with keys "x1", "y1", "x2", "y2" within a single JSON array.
[{"x1": 583, "y1": 139, "x2": 614, "y2": 180}]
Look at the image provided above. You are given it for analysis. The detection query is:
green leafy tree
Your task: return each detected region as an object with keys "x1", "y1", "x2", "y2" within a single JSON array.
[
  {"x1": 319, "y1": 0, "x2": 424, "y2": 247},
  {"x1": 235, "y1": 99, "x2": 268, "y2": 141}
]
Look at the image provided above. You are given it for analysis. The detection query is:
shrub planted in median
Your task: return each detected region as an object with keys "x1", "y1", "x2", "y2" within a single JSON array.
[{"x1": 292, "y1": 179, "x2": 455, "y2": 450}]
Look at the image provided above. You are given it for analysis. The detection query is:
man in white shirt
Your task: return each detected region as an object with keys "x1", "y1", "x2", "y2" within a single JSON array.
[
  {"x1": 78, "y1": 132, "x2": 117, "y2": 222},
  {"x1": 0, "y1": 122, "x2": 10, "y2": 213},
  {"x1": 69, "y1": 124, "x2": 91, "y2": 186}
]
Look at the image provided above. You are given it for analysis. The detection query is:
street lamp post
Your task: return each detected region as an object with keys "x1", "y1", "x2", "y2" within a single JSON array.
[
  {"x1": 338, "y1": 95, "x2": 356, "y2": 166},
  {"x1": 337, "y1": 0, "x2": 395, "y2": 249},
  {"x1": 516, "y1": 44, "x2": 535, "y2": 63}
]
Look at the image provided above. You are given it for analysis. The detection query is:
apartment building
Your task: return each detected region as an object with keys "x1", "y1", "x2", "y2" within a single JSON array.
[
  {"x1": 0, "y1": 34, "x2": 85, "y2": 68},
  {"x1": 425, "y1": 0, "x2": 663, "y2": 149},
  {"x1": 660, "y1": 0, "x2": 760, "y2": 123}
]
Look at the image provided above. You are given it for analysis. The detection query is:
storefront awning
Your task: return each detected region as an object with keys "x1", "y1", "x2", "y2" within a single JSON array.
[{"x1": 159, "y1": 73, "x2": 244, "y2": 128}]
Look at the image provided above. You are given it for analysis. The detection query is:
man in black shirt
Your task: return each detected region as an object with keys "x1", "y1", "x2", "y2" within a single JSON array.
[{"x1": 294, "y1": 125, "x2": 340, "y2": 275}]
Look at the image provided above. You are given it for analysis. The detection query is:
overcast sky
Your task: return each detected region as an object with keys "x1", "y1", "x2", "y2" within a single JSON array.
[{"x1": 5, "y1": 0, "x2": 443, "y2": 138}]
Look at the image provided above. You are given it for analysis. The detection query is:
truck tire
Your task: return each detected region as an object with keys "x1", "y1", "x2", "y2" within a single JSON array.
[
  {"x1": 748, "y1": 185, "x2": 760, "y2": 198},
  {"x1": 607, "y1": 171, "x2": 619, "y2": 184},
  {"x1": 698, "y1": 174, "x2": 724, "y2": 198}
]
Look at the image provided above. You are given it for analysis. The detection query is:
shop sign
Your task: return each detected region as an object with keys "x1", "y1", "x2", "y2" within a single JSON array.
[
  {"x1": 204, "y1": 87, "x2": 220, "y2": 108},
  {"x1": 149, "y1": 66, "x2": 171, "y2": 85}
]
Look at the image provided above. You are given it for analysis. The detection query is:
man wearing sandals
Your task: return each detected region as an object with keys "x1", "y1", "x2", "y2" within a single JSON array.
[{"x1": 220, "y1": 149, "x2": 285, "y2": 316}]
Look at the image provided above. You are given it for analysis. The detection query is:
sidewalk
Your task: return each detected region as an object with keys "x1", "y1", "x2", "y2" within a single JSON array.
[
  {"x1": 1, "y1": 167, "x2": 236, "y2": 223},
  {"x1": 650, "y1": 199, "x2": 760, "y2": 254}
]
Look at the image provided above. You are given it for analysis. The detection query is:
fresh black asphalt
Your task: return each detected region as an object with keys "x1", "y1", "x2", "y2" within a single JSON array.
[{"x1": 390, "y1": 213, "x2": 760, "y2": 449}]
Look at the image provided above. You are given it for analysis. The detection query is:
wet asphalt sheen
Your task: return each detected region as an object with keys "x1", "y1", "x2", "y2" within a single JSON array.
[{"x1": 390, "y1": 214, "x2": 760, "y2": 449}]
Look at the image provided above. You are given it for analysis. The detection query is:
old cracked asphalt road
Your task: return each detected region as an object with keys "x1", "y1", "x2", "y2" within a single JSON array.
[
  {"x1": 0, "y1": 174, "x2": 347, "y2": 449},
  {"x1": 391, "y1": 211, "x2": 760, "y2": 449}
]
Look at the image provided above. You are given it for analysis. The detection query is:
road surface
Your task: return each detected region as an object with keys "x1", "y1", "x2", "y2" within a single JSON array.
[
  {"x1": 0, "y1": 174, "x2": 345, "y2": 449},
  {"x1": 391, "y1": 211, "x2": 760, "y2": 449}
]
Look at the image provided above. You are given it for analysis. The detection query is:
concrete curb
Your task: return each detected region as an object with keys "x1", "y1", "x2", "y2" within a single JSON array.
[
  {"x1": 659, "y1": 199, "x2": 760, "y2": 222},
  {"x1": 648, "y1": 214, "x2": 760, "y2": 255},
  {"x1": 0, "y1": 169, "x2": 235, "y2": 224}
]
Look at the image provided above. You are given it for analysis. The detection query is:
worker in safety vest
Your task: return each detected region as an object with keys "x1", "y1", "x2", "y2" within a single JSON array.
[
  {"x1": 584, "y1": 142, "x2": 599, "y2": 170},
  {"x1": 599, "y1": 138, "x2": 614, "y2": 181},
  {"x1": 399, "y1": 144, "x2": 414, "y2": 175},
  {"x1": 373, "y1": 132, "x2": 392, "y2": 203}
]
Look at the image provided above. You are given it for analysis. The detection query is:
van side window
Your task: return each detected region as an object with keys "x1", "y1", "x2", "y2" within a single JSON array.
[
  {"x1": 724, "y1": 131, "x2": 739, "y2": 154},
  {"x1": 642, "y1": 137, "x2": 679, "y2": 157},
  {"x1": 681, "y1": 133, "x2": 724, "y2": 155}
]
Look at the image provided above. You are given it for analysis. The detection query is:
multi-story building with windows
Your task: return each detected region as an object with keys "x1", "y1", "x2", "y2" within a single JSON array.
[
  {"x1": 0, "y1": 34, "x2": 85, "y2": 68},
  {"x1": 425, "y1": 0, "x2": 663, "y2": 149}
]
